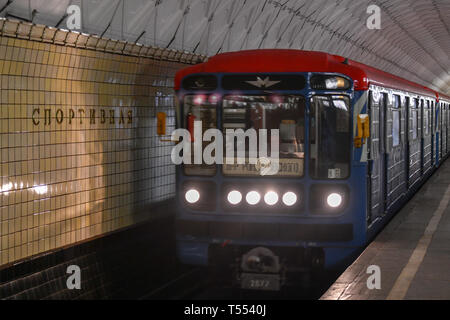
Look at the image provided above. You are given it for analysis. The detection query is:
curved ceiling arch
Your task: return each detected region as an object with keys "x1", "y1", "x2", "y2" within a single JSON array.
[{"x1": 1, "y1": 0, "x2": 448, "y2": 93}]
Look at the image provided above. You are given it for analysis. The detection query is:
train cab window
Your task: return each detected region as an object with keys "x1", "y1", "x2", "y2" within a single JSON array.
[
  {"x1": 222, "y1": 95, "x2": 306, "y2": 177},
  {"x1": 183, "y1": 94, "x2": 217, "y2": 175},
  {"x1": 393, "y1": 95, "x2": 401, "y2": 147},
  {"x1": 309, "y1": 95, "x2": 351, "y2": 179}
]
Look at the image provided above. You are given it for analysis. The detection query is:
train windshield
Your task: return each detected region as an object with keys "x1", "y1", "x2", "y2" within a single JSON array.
[
  {"x1": 183, "y1": 95, "x2": 218, "y2": 176},
  {"x1": 222, "y1": 95, "x2": 305, "y2": 177},
  {"x1": 309, "y1": 95, "x2": 351, "y2": 179}
]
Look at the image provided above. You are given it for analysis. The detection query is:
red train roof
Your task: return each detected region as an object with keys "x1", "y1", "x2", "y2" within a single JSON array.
[{"x1": 175, "y1": 49, "x2": 438, "y2": 98}]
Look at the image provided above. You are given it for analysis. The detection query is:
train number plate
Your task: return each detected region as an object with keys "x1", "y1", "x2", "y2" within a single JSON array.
[{"x1": 241, "y1": 273, "x2": 280, "y2": 291}]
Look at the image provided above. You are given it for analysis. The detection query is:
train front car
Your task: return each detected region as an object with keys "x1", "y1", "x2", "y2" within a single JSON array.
[{"x1": 173, "y1": 50, "x2": 370, "y2": 290}]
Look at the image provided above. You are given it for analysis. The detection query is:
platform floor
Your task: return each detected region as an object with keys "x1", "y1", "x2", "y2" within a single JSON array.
[{"x1": 321, "y1": 159, "x2": 450, "y2": 300}]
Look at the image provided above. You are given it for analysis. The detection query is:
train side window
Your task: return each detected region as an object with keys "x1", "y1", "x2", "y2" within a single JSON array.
[
  {"x1": 430, "y1": 100, "x2": 434, "y2": 132},
  {"x1": 436, "y1": 101, "x2": 439, "y2": 131},
  {"x1": 435, "y1": 101, "x2": 437, "y2": 131},
  {"x1": 448, "y1": 103, "x2": 450, "y2": 128},
  {"x1": 400, "y1": 96, "x2": 406, "y2": 144},
  {"x1": 445, "y1": 104, "x2": 447, "y2": 129},
  {"x1": 410, "y1": 98, "x2": 418, "y2": 140},
  {"x1": 438, "y1": 101, "x2": 442, "y2": 131},
  {"x1": 448, "y1": 104, "x2": 449, "y2": 127},
  {"x1": 423, "y1": 99, "x2": 429, "y2": 136},
  {"x1": 442, "y1": 103, "x2": 445, "y2": 130},
  {"x1": 392, "y1": 95, "x2": 400, "y2": 147},
  {"x1": 442, "y1": 103, "x2": 445, "y2": 131},
  {"x1": 369, "y1": 90, "x2": 380, "y2": 160},
  {"x1": 447, "y1": 103, "x2": 449, "y2": 128},
  {"x1": 437, "y1": 101, "x2": 440, "y2": 132},
  {"x1": 445, "y1": 103, "x2": 448, "y2": 129},
  {"x1": 429, "y1": 100, "x2": 432, "y2": 134}
]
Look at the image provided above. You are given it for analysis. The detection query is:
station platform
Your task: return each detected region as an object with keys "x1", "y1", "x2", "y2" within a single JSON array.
[{"x1": 321, "y1": 159, "x2": 450, "y2": 300}]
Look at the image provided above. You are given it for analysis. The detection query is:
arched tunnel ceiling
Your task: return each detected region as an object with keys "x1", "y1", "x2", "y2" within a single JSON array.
[{"x1": 1, "y1": 0, "x2": 449, "y2": 93}]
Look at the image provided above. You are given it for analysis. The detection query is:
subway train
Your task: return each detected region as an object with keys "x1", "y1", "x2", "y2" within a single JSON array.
[{"x1": 172, "y1": 49, "x2": 450, "y2": 290}]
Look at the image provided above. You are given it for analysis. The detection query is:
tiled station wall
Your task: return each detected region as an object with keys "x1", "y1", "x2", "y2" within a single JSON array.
[
  {"x1": 0, "y1": 212, "x2": 180, "y2": 299},
  {"x1": 0, "y1": 35, "x2": 188, "y2": 267}
]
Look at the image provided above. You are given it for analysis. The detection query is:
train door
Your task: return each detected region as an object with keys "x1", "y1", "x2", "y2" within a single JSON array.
[
  {"x1": 431, "y1": 100, "x2": 435, "y2": 167},
  {"x1": 385, "y1": 94, "x2": 406, "y2": 210},
  {"x1": 405, "y1": 96, "x2": 410, "y2": 189},
  {"x1": 368, "y1": 90, "x2": 386, "y2": 223},
  {"x1": 408, "y1": 98, "x2": 421, "y2": 189},
  {"x1": 442, "y1": 103, "x2": 445, "y2": 156},
  {"x1": 439, "y1": 102, "x2": 443, "y2": 162},
  {"x1": 444, "y1": 104, "x2": 447, "y2": 156},
  {"x1": 443, "y1": 103, "x2": 446, "y2": 157},
  {"x1": 423, "y1": 100, "x2": 433, "y2": 174},
  {"x1": 439, "y1": 103, "x2": 446, "y2": 161},
  {"x1": 431, "y1": 101, "x2": 435, "y2": 165},
  {"x1": 420, "y1": 99, "x2": 424, "y2": 176},
  {"x1": 442, "y1": 102, "x2": 445, "y2": 156},
  {"x1": 430, "y1": 100, "x2": 433, "y2": 169},
  {"x1": 446, "y1": 103, "x2": 449, "y2": 156},
  {"x1": 445, "y1": 103, "x2": 449, "y2": 156},
  {"x1": 442, "y1": 103, "x2": 445, "y2": 157},
  {"x1": 447, "y1": 104, "x2": 449, "y2": 156},
  {"x1": 444, "y1": 103, "x2": 447, "y2": 156}
]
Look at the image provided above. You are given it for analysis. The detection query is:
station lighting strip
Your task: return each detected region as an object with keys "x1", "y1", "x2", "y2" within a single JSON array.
[{"x1": 0, "y1": 18, "x2": 207, "y2": 65}]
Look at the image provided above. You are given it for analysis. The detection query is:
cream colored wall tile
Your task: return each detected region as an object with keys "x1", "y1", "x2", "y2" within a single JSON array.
[{"x1": 0, "y1": 35, "x2": 183, "y2": 267}]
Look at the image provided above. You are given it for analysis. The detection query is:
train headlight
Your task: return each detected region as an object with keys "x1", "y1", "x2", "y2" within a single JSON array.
[
  {"x1": 325, "y1": 77, "x2": 348, "y2": 89},
  {"x1": 264, "y1": 191, "x2": 279, "y2": 206},
  {"x1": 246, "y1": 191, "x2": 261, "y2": 205},
  {"x1": 327, "y1": 193, "x2": 342, "y2": 208},
  {"x1": 193, "y1": 95, "x2": 206, "y2": 105},
  {"x1": 185, "y1": 189, "x2": 200, "y2": 204},
  {"x1": 282, "y1": 192, "x2": 297, "y2": 206},
  {"x1": 227, "y1": 190, "x2": 242, "y2": 205},
  {"x1": 311, "y1": 75, "x2": 351, "y2": 90}
]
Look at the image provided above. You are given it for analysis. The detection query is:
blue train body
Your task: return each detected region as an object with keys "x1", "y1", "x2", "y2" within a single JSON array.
[{"x1": 173, "y1": 49, "x2": 450, "y2": 289}]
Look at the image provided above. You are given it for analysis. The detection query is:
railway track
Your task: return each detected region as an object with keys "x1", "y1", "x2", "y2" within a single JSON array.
[
  {"x1": 140, "y1": 265, "x2": 343, "y2": 300},
  {"x1": 140, "y1": 267, "x2": 207, "y2": 300}
]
